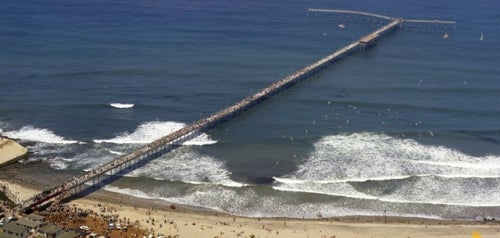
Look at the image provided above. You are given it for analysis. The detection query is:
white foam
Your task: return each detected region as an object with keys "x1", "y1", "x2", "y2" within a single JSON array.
[
  {"x1": 40, "y1": 143, "x2": 119, "y2": 170},
  {"x1": 165, "y1": 187, "x2": 243, "y2": 213},
  {"x1": 51, "y1": 157, "x2": 70, "y2": 170},
  {"x1": 273, "y1": 181, "x2": 378, "y2": 200},
  {"x1": 375, "y1": 175, "x2": 500, "y2": 207},
  {"x1": 127, "y1": 151, "x2": 245, "y2": 187},
  {"x1": 282, "y1": 132, "x2": 500, "y2": 181},
  {"x1": 93, "y1": 121, "x2": 183, "y2": 144},
  {"x1": 182, "y1": 133, "x2": 218, "y2": 146},
  {"x1": 103, "y1": 186, "x2": 155, "y2": 200},
  {"x1": 436, "y1": 174, "x2": 500, "y2": 179},
  {"x1": 273, "y1": 175, "x2": 414, "y2": 184},
  {"x1": 93, "y1": 121, "x2": 217, "y2": 145},
  {"x1": 2, "y1": 125, "x2": 78, "y2": 144},
  {"x1": 162, "y1": 187, "x2": 441, "y2": 219},
  {"x1": 412, "y1": 159, "x2": 500, "y2": 169},
  {"x1": 108, "y1": 150, "x2": 124, "y2": 155},
  {"x1": 102, "y1": 185, "x2": 228, "y2": 213},
  {"x1": 274, "y1": 132, "x2": 500, "y2": 206},
  {"x1": 110, "y1": 103, "x2": 134, "y2": 109},
  {"x1": 101, "y1": 181, "x2": 442, "y2": 219}
]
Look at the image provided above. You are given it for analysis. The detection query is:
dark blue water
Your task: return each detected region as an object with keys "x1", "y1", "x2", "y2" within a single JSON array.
[{"x1": 1, "y1": 0, "x2": 499, "y2": 219}]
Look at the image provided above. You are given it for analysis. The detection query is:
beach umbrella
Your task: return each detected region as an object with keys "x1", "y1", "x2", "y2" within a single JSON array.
[{"x1": 472, "y1": 231, "x2": 482, "y2": 238}]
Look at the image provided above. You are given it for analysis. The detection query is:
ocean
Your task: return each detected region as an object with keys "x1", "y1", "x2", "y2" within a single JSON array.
[{"x1": 1, "y1": 0, "x2": 499, "y2": 219}]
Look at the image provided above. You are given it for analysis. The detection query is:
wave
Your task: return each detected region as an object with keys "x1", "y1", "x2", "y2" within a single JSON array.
[
  {"x1": 100, "y1": 185, "x2": 233, "y2": 214},
  {"x1": 274, "y1": 173, "x2": 500, "y2": 184},
  {"x1": 274, "y1": 176, "x2": 500, "y2": 207},
  {"x1": 2, "y1": 126, "x2": 78, "y2": 144},
  {"x1": 279, "y1": 132, "x2": 500, "y2": 181},
  {"x1": 98, "y1": 156, "x2": 250, "y2": 213},
  {"x1": 102, "y1": 183, "x2": 444, "y2": 219},
  {"x1": 372, "y1": 176, "x2": 500, "y2": 207},
  {"x1": 50, "y1": 157, "x2": 71, "y2": 170},
  {"x1": 93, "y1": 121, "x2": 217, "y2": 145},
  {"x1": 273, "y1": 175, "x2": 414, "y2": 184},
  {"x1": 110, "y1": 103, "x2": 134, "y2": 109},
  {"x1": 102, "y1": 186, "x2": 159, "y2": 200},
  {"x1": 108, "y1": 150, "x2": 124, "y2": 155},
  {"x1": 273, "y1": 181, "x2": 378, "y2": 200},
  {"x1": 273, "y1": 132, "x2": 500, "y2": 206},
  {"x1": 182, "y1": 133, "x2": 218, "y2": 146},
  {"x1": 126, "y1": 151, "x2": 245, "y2": 187}
]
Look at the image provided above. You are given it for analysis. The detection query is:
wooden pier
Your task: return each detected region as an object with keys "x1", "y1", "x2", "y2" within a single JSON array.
[{"x1": 19, "y1": 10, "x2": 443, "y2": 211}]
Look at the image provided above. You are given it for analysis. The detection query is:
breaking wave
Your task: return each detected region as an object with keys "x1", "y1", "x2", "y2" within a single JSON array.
[
  {"x1": 108, "y1": 150, "x2": 124, "y2": 155},
  {"x1": 127, "y1": 150, "x2": 245, "y2": 187},
  {"x1": 109, "y1": 103, "x2": 134, "y2": 109},
  {"x1": 93, "y1": 121, "x2": 217, "y2": 145},
  {"x1": 2, "y1": 125, "x2": 78, "y2": 144},
  {"x1": 273, "y1": 132, "x2": 500, "y2": 206}
]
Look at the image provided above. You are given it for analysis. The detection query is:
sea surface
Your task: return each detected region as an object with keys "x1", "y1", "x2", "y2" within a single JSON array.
[{"x1": 1, "y1": 0, "x2": 499, "y2": 219}]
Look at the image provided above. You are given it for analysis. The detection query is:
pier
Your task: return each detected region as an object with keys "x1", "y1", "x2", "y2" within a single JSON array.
[
  {"x1": 19, "y1": 10, "x2": 451, "y2": 211},
  {"x1": 308, "y1": 8, "x2": 456, "y2": 31}
]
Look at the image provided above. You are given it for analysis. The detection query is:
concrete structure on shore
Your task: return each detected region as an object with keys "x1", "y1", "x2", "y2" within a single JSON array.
[{"x1": 0, "y1": 138, "x2": 28, "y2": 168}]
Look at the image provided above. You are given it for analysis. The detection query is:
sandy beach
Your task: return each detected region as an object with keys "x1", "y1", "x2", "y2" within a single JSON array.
[{"x1": 2, "y1": 178, "x2": 500, "y2": 238}]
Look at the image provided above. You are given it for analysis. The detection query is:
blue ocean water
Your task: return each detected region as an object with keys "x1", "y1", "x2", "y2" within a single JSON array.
[{"x1": 1, "y1": 0, "x2": 499, "y2": 219}]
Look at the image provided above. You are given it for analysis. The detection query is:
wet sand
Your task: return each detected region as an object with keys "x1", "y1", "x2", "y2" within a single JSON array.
[{"x1": 1, "y1": 172, "x2": 500, "y2": 238}]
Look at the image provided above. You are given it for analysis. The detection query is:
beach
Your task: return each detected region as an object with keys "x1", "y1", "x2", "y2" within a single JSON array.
[{"x1": 1, "y1": 177, "x2": 499, "y2": 238}]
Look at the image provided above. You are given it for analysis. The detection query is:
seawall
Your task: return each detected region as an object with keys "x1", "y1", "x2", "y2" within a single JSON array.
[{"x1": 0, "y1": 137, "x2": 28, "y2": 168}]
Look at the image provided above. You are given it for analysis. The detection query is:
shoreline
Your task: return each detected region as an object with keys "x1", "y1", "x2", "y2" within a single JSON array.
[
  {"x1": 2, "y1": 177, "x2": 500, "y2": 238},
  {"x1": 0, "y1": 174, "x2": 484, "y2": 225}
]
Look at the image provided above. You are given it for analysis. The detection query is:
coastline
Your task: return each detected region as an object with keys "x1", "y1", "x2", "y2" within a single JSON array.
[{"x1": 1, "y1": 176, "x2": 499, "y2": 238}]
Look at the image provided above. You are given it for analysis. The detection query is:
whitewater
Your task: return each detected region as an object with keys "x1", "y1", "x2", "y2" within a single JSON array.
[
  {"x1": 110, "y1": 103, "x2": 135, "y2": 109},
  {"x1": 3, "y1": 122, "x2": 500, "y2": 218}
]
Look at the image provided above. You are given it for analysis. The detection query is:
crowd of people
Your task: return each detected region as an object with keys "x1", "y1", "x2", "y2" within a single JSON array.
[{"x1": 44, "y1": 203, "x2": 150, "y2": 238}]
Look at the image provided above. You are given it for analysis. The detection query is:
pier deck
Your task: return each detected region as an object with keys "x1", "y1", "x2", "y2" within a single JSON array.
[{"x1": 307, "y1": 8, "x2": 456, "y2": 26}]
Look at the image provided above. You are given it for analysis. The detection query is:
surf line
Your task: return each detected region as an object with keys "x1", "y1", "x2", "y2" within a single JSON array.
[{"x1": 20, "y1": 11, "x2": 451, "y2": 210}]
